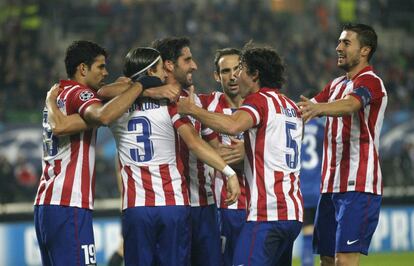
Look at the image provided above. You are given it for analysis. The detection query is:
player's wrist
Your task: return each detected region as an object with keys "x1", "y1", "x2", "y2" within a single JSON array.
[{"x1": 222, "y1": 165, "x2": 236, "y2": 179}]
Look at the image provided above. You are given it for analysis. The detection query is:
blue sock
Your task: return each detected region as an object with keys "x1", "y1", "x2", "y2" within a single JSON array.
[{"x1": 301, "y1": 234, "x2": 314, "y2": 266}]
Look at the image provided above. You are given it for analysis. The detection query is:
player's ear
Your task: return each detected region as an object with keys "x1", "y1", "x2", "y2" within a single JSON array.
[
  {"x1": 214, "y1": 71, "x2": 220, "y2": 83},
  {"x1": 147, "y1": 68, "x2": 155, "y2": 77},
  {"x1": 361, "y1": 46, "x2": 371, "y2": 60},
  {"x1": 78, "y1": 63, "x2": 88, "y2": 77},
  {"x1": 164, "y1": 60, "x2": 174, "y2": 72},
  {"x1": 251, "y1": 70, "x2": 259, "y2": 83}
]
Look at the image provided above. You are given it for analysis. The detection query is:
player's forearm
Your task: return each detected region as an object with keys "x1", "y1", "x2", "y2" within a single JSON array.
[
  {"x1": 96, "y1": 82, "x2": 142, "y2": 125},
  {"x1": 190, "y1": 106, "x2": 241, "y2": 135},
  {"x1": 97, "y1": 81, "x2": 132, "y2": 99},
  {"x1": 189, "y1": 138, "x2": 229, "y2": 173},
  {"x1": 319, "y1": 97, "x2": 361, "y2": 117}
]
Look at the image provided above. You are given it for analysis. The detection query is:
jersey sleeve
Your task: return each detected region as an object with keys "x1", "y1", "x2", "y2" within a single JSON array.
[
  {"x1": 311, "y1": 81, "x2": 332, "y2": 103},
  {"x1": 239, "y1": 93, "x2": 264, "y2": 126},
  {"x1": 67, "y1": 88, "x2": 102, "y2": 116},
  {"x1": 168, "y1": 103, "x2": 191, "y2": 129},
  {"x1": 348, "y1": 75, "x2": 385, "y2": 108}
]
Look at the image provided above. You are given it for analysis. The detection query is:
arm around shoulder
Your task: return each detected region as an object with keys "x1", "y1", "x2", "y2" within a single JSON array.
[{"x1": 46, "y1": 84, "x2": 88, "y2": 136}]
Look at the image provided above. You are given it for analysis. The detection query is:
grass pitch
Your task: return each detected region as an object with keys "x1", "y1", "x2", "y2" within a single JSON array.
[{"x1": 292, "y1": 252, "x2": 414, "y2": 266}]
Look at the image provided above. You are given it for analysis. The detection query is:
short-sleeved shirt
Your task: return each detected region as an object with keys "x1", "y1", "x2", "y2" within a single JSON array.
[
  {"x1": 110, "y1": 98, "x2": 191, "y2": 208},
  {"x1": 312, "y1": 66, "x2": 387, "y2": 195},
  {"x1": 35, "y1": 80, "x2": 101, "y2": 210},
  {"x1": 239, "y1": 87, "x2": 304, "y2": 222}
]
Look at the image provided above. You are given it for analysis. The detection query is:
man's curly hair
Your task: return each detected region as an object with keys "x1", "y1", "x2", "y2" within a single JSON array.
[{"x1": 241, "y1": 43, "x2": 285, "y2": 89}]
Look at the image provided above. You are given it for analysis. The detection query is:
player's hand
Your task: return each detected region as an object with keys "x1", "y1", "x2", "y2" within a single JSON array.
[
  {"x1": 147, "y1": 83, "x2": 181, "y2": 102},
  {"x1": 225, "y1": 175, "x2": 240, "y2": 205},
  {"x1": 218, "y1": 137, "x2": 245, "y2": 164},
  {"x1": 177, "y1": 85, "x2": 196, "y2": 114},
  {"x1": 297, "y1": 95, "x2": 322, "y2": 123},
  {"x1": 46, "y1": 83, "x2": 62, "y2": 102}
]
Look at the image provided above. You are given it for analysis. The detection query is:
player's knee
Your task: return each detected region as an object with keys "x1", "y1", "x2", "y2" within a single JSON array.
[
  {"x1": 335, "y1": 252, "x2": 360, "y2": 266},
  {"x1": 302, "y1": 224, "x2": 314, "y2": 235},
  {"x1": 320, "y1": 255, "x2": 335, "y2": 266}
]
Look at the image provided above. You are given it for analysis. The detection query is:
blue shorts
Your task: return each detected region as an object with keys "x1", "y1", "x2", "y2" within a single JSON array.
[
  {"x1": 34, "y1": 205, "x2": 96, "y2": 266},
  {"x1": 190, "y1": 204, "x2": 221, "y2": 266},
  {"x1": 122, "y1": 206, "x2": 190, "y2": 266},
  {"x1": 218, "y1": 208, "x2": 247, "y2": 266},
  {"x1": 313, "y1": 192, "x2": 381, "y2": 256},
  {"x1": 233, "y1": 220, "x2": 302, "y2": 266}
]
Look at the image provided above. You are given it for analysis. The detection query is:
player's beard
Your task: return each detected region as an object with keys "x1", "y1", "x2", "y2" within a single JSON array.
[
  {"x1": 174, "y1": 68, "x2": 193, "y2": 88},
  {"x1": 223, "y1": 84, "x2": 239, "y2": 98},
  {"x1": 338, "y1": 54, "x2": 360, "y2": 72}
]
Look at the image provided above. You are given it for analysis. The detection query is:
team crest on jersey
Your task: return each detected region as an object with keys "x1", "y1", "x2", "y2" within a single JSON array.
[
  {"x1": 79, "y1": 91, "x2": 94, "y2": 101},
  {"x1": 57, "y1": 98, "x2": 65, "y2": 108}
]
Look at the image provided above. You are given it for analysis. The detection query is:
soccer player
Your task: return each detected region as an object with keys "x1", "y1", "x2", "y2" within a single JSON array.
[
  {"x1": 34, "y1": 40, "x2": 144, "y2": 266},
  {"x1": 178, "y1": 45, "x2": 304, "y2": 265},
  {"x1": 298, "y1": 23, "x2": 387, "y2": 266},
  {"x1": 152, "y1": 37, "x2": 222, "y2": 266},
  {"x1": 100, "y1": 46, "x2": 240, "y2": 266},
  {"x1": 299, "y1": 93, "x2": 324, "y2": 266},
  {"x1": 200, "y1": 48, "x2": 247, "y2": 266}
]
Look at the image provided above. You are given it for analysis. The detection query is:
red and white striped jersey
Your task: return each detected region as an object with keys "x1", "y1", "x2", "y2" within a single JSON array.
[
  {"x1": 178, "y1": 90, "x2": 215, "y2": 206},
  {"x1": 239, "y1": 88, "x2": 303, "y2": 222},
  {"x1": 35, "y1": 80, "x2": 101, "y2": 210},
  {"x1": 201, "y1": 91, "x2": 247, "y2": 210},
  {"x1": 312, "y1": 66, "x2": 387, "y2": 195},
  {"x1": 110, "y1": 98, "x2": 191, "y2": 209}
]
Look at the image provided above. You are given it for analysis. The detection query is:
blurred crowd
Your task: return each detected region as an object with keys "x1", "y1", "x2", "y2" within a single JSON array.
[{"x1": 1, "y1": 0, "x2": 413, "y2": 203}]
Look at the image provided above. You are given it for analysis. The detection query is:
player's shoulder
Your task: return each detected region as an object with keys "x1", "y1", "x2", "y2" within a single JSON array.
[
  {"x1": 198, "y1": 91, "x2": 217, "y2": 106},
  {"x1": 354, "y1": 66, "x2": 383, "y2": 85},
  {"x1": 60, "y1": 80, "x2": 90, "y2": 91},
  {"x1": 330, "y1": 75, "x2": 347, "y2": 88}
]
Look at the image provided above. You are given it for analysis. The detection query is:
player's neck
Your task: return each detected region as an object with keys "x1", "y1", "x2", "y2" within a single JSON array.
[
  {"x1": 224, "y1": 93, "x2": 243, "y2": 108},
  {"x1": 72, "y1": 73, "x2": 88, "y2": 88},
  {"x1": 346, "y1": 61, "x2": 370, "y2": 80}
]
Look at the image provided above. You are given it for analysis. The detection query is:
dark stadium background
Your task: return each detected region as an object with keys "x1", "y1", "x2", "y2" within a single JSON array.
[{"x1": 0, "y1": 0, "x2": 413, "y2": 265}]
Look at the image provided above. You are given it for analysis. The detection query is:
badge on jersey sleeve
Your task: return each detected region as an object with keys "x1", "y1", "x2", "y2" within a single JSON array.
[{"x1": 79, "y1": 90, "x2": 94, "y2": 101}]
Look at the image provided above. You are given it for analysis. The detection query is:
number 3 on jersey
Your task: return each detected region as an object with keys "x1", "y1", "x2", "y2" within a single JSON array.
[
  {"x1": 301, "y1": 133, "x2": 319, "y2": 169},
  {"x1": 128, "y1": 116, "x2": 154, "y2": 162},
  {"x1": 42, "y1": 110, "x2": 59, "y2": 156}
]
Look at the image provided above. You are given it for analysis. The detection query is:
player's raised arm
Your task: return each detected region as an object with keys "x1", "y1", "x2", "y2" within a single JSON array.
[
  {"x1": 98, "y1": 77, "x2": 181, "y2": 103},
  {"x1": 298, "y1": 94, "x2": 362, "y2": 123},
  {"x1": 83, "y1": 81, "x2": 142, "y2": 126},
  {"x1": 178, "y1": 86, "x2": 253, "y2": 136},
  {"x1": 96, "y1": 77, "x2": 133, "y2": 100}
]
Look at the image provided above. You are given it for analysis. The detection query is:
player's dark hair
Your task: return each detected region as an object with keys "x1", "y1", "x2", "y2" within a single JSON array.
[
  {"x1": 241, "y1": 44, "x2": 285, "y2": 89},
  {"x1": 214, "y1": 48, "x2": 241, "y2": 73},
  {"x1": 123, "y1": 47, "x2": 161, "y2": 79},
  {"x1": 64, "y1": 40, "x2": 108, "y2": 79},
  {"x1": 343, "y1": 23, "x2": 377, "y2": 62},
  {"x1": 151, "y1": 37, "x2": 190, "y2": 64}
]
